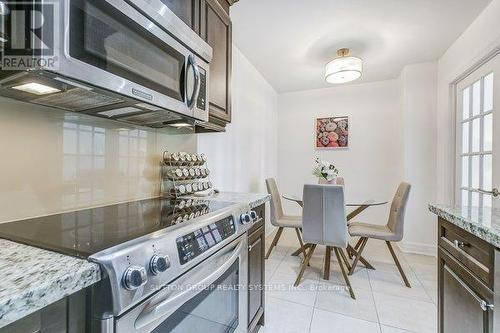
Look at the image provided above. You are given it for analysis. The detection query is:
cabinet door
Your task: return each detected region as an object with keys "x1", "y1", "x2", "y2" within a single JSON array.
[
  {"x1": 248, "y1": 225, "x2": 264, "y2": 330},
  {"x1": 161, "y1": 0, "x2": 200, "y2": 32},
  {"x1": 439, "y1": 248, "x2": 493, "y2": 333},
  {"x1": 201, "y1": 0, "x2": 232, "y2": 122}
]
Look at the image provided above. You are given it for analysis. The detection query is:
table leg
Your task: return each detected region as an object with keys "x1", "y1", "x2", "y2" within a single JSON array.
[
  {"x1": 291, "y1": 243, "x2": 310, "y2": 257},
  {"x1": 346, "y1": 244, "x2": 375, "y2": 270}
]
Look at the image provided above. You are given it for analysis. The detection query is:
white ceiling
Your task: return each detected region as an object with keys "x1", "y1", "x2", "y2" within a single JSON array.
[{"x1": 230, "y1": 0, "x2": 492, "y2": 93}]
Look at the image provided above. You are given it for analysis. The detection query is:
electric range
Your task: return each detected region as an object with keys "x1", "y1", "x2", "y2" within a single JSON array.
[{"x1": 0, "y1": 197, "x2": 259, "y2": 333}]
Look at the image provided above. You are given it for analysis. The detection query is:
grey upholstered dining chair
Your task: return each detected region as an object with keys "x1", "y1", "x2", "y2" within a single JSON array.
[
  {"x1": 265, "y1": 178, "x2": 306, "y2": 259},
  {"x1": 348, "y1": 182, "x2": 412, "y2": 287},
  {"x1": 294, "y1": 184, "x2": 355, "y2": 299}
]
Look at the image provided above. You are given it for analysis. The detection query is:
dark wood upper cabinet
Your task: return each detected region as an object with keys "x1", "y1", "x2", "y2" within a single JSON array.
[
  {"x1": 200, "y1": 0, "x2": 232, "y2": 123},
  {"x1": 160, "y1": 0, "x2": 200, "y2": 32},
  {"x1": 163, "y1": 0, "x2": 235, "y2": 132}
]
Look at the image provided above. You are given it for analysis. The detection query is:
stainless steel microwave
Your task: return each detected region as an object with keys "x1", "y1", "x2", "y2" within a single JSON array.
[{"x1": 0, "y1": 0, "x2": 212, "y2": 127}]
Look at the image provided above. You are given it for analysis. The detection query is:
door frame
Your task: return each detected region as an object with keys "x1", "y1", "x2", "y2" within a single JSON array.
[{"x1": 449, "y1": 46, "x2": 500, "y2": 205}]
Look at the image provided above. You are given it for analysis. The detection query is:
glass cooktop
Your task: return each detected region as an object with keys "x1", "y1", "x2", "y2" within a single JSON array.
[{"x1": 0, "y1": 198, "x2": 235, "y2": 258}]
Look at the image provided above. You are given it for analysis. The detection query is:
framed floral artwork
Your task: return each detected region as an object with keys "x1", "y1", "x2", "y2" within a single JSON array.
[{"x1": 315, "y1": 116, "x2": 349, "y2": 149}]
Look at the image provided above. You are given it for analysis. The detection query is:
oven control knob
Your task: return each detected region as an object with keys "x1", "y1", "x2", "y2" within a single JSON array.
[
  {"x1": 123, "y1": 266, "x2": 147, "y2": 290},
  {"x1": 150, "y1": 254, "x2": 171, "y2": 275},
  {"x1": 250, "y1": 210, "x2": 258, "y2": 221},
  {"x1": 240, "y1": 213, "x2": 251, "y2": 224}
]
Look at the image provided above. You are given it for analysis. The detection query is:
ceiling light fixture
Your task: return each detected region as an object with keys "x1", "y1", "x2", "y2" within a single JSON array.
[
  {"x1": 11, "y1": 82, "x2": 61, "y2": 95},
  {"x1": 325, "y1": 48, "x2": 363, "y2": 84}
]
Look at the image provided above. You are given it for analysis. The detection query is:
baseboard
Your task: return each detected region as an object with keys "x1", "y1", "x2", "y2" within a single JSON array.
[{"x1": 397, "y1": 241, "x2": 437, "y2": 257}]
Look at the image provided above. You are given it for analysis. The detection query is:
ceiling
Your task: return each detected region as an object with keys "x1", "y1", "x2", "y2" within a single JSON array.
[{"x1": 230, "y1": 0, "x2": 492, "y2": 93}]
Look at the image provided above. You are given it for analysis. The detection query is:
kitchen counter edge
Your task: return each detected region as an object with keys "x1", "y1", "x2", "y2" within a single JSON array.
[{"x1": 429, "y1": 203, "x2": 500, "y2": 248}]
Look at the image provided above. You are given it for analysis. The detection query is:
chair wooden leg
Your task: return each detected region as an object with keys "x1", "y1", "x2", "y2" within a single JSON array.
[
  {"x1": 294, "y1": 244, "x2": 317, "y2": 287},
  {"x1": 338, "y1": 247, "x2": 352, "y2": 271},
  {"x1": 348, "y1": 238, "x2": 364, "y2": 259},
  {"x1": 294, "y1": 228, "x2": 307, "y2": 257},
  {"x1": 323, "y1": 246, "x2": 332, "y2": 280},
  {"x1": 334, "y1": 247, "x2": 356, "y2": 299},
  {"x1": 265, "y1": 227, "x2": 284, "y2": 259},
  {"x1": 349, "y1": 237, "x2": 368, "y2": 275},
  {"x1": 386, "y1": 241, "x2": 411, "y2": 288}
]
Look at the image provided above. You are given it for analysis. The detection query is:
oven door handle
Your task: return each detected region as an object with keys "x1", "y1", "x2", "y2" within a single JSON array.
[{"x1": 134, "y1": 238, "x2": 244, "y2": 330}]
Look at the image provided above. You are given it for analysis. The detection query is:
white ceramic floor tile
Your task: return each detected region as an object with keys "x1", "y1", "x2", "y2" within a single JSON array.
[
  {"x1": 274, "y1": 255, "x2": 321, "y2": 280},
  {"x1": 309, "y1": 308, "x2": 381, "y2": 333},
  {"x1": 419, "y1": 278, "x2": 438, "y2": 304},
  {"x1": 368, "y1": 270, "x2": 431, "y2": 302},
  {"x1": 315, "y1": 283, "x2": 378, "y2": 322},
  {"x1": 381, "y1": 325, "x2": 415, "y2": 333},
  {"x1": 410, "y1": 263, "x2": 437, "y2": 282},
  {"x1": 404, "y1": 253, "x2": 437, "y2": 266},
  {"x1": 267, "y1": 272, "x2": 319, "y2": 306},
  {"x1": 264, "y1": 258, "x2": 282, "y2": 282},
  {"x1": 259, "y1": 297, "x2": 314, "y2": 333},
  {"x1": 325, "y1": 266, "x2": 372, "y2": 291},
  {"x1": 373, "y1": 292, "x2": 437, "y2": 333}
]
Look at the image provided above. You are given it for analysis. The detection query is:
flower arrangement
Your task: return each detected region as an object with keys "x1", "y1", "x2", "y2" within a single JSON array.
[{"x1": 312, "y1": 157, "x2": 339, "y2": 182}]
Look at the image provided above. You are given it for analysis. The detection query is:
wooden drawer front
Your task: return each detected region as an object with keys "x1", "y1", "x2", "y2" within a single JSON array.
[
  {"x1": 248, "y1": 204, "x2": 265, "y2": 235},
  {"x1": 439, "y1": 218, "x2": 494, "y2": 288}
]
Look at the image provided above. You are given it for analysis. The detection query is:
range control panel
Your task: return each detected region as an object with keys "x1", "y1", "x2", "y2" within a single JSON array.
[{"x1": 176, "y1": 216, "x2": 235, "y2": 265}]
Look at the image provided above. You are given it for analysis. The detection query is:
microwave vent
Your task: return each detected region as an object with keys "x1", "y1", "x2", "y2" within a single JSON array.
[
  {"x1": 31, "y1": 88, "x2": 123, "y2": 111},
  {"x1": 121, "y1": 110, "x2": 180, "y2": 125}
]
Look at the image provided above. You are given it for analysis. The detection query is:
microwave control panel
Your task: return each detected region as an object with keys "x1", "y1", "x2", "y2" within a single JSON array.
[
  {"x1": 197, "y1": 67, "x2": 207, "y2": 111},
  {"x1": 176, "y1": 216, "x2": 235, "y2": 265}
]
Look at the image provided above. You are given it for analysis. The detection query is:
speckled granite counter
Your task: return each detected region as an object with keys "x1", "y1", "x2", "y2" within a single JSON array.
[
  {"x1": 0, "y1": 239, "x2": 101, "y2": 328},
  {"x1": 199, "y1": 191, "x2": 270, "y2": 209},
  {"x1": 429, "y1": 204, "x2": 500, "y2": 248}
]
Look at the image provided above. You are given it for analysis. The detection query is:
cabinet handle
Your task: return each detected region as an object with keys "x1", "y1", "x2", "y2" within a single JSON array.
[
  {"x1": 446, "y1": 266, "x2": 494, "y2": 312},
  {"x1": 453, "y1": 239, "x2": 469, "y2": 248}
]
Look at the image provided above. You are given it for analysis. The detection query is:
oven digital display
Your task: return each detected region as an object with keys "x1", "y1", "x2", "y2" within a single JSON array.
[{"x1": 176, "y1": 216, "x2": 235, "y2": 264}]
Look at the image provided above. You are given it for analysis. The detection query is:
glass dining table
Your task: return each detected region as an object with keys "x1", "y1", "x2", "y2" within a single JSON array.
[{"x1": 282, "y1": 193, "x2": 388, "y2": 271}]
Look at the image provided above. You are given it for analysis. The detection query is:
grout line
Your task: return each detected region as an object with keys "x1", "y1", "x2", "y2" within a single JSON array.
[{"x1": 307, "y1": 307, "x2": 316, "y2": 333}]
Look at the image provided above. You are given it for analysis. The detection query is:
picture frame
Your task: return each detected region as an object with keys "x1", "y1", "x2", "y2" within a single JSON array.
[{"x1": 315, "y1": 116, "x2": 349, "y2": 149}]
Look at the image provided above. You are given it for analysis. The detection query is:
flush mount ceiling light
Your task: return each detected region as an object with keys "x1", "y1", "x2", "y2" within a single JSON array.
[
  {"x1": 11, "y1": 82, "x2": 61, "y2": 95},
  {"x1": 325, "y1": 48, "x2": 363, "y2": 84}
]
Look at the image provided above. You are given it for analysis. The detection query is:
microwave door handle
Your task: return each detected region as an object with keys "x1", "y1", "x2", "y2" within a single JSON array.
[
  {"x1": 134, "y1": 239, "x2": 244, "y2": 330},
  {"x1": 186, "y1": 54, "x2": 201, "y2": 109}
]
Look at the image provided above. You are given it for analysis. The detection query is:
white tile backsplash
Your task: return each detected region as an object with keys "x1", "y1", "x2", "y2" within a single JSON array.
[{"x1": 0, "y1": 97, "x2": 197, "y2": 222}]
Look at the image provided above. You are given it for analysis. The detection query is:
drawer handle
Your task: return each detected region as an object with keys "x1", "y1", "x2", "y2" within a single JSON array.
[
  {"x1": 446, "y1": 266, "x2": 494, "y2": 312},
  {"x1": 453, "y1": 240, "x2": 469, "y2": 248}
]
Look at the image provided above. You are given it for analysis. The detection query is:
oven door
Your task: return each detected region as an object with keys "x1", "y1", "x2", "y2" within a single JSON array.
[
  {"x1": 58, "y1": 0, "x2": 207, "y2": 120},
  {"x1": 115, "y1": 235, "x2": 248, "y2": 333}
]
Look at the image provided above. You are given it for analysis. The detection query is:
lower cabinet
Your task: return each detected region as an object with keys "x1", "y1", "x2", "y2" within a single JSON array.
[
  {"x1": 247, "y1": 204, "x2": 265, "y2": 333},
  {"x1": 438, "y1": 249, "x2": 493, "y2": 333},
  {"x1": 438, "y1": 218, "x2": 496, "y2": 333}
]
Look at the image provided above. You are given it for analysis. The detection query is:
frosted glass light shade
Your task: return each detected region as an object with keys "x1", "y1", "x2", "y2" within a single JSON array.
[{"x1": 325, "y1": 56, "x2": 363, "y2": 84}]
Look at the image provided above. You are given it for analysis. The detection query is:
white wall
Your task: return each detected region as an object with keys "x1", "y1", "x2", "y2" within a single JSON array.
[
  {"x1": 277, "y1": 80, "x2": 404, "y2": 226},
  {"x1": 436, "y1": 0, "x2": 500, "y2": 204},
  {"x1": 197, "y1": 45, "x2": 278, "y2": 232},
  {"x1": 400, "y1": 62, "x2": 438, "y2": 255}
]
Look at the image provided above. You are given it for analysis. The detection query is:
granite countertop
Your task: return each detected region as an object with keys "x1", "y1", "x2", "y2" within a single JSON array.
[
  {"x1": 0, "y1": 239, "x2": 101, "y2": 329},
  {"x1": 429, "y1": 204, "x2": 500, "y2": 248},
  {"x1": 199, "y1": 191, "x2": 271, "y2": 209}
]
